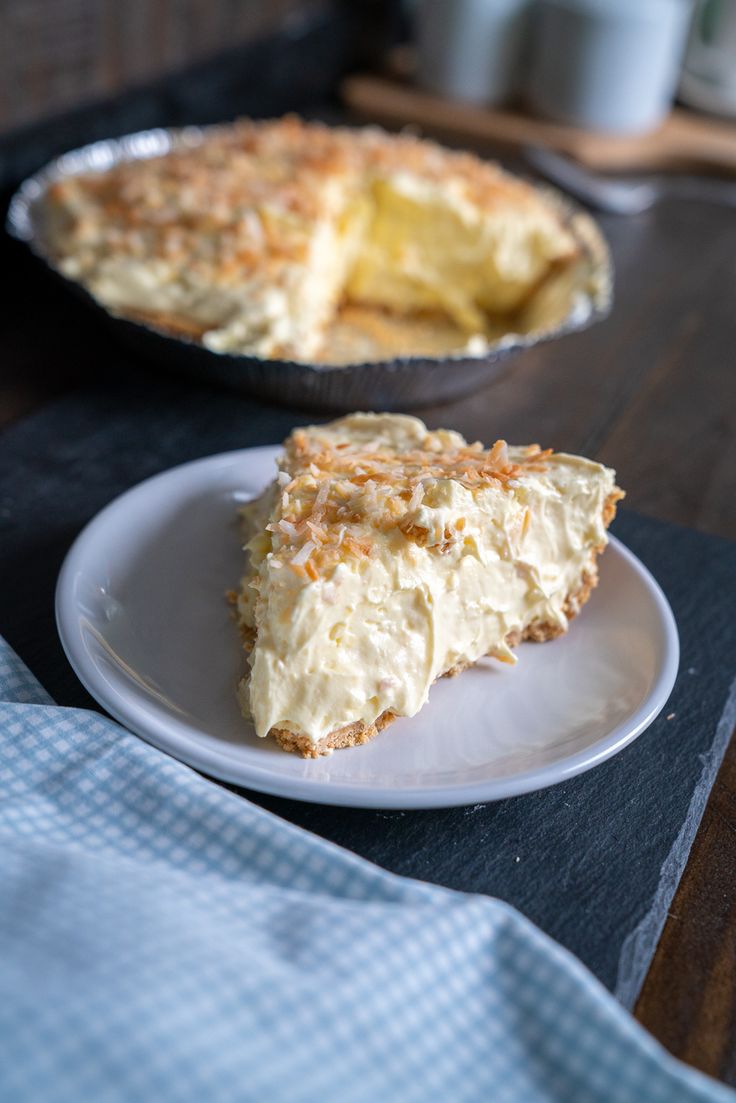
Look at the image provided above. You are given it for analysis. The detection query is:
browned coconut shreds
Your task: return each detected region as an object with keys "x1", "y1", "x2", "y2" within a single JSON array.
[{"x1": 266, "y1": 428, "x2": 554, "y2": 582}]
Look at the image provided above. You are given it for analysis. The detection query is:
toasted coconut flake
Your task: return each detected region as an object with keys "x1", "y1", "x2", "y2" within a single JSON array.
[
  {"x1": 314, "y1": 481, "x2": 330, "y2": 510},
  {"x1": 264, "y1": 425, "x2": 555, "y2": 578},
  {"x1": 292, "y1": 539, "x2": 316, "y2": 567},
  {"x1": 488, "y1": 440, "x2": 508, "y2": 466},
  {"x1": 343, "y1": 533, "x2": 370, "y2": 557},
  {"x1": 408, "y1": 481, "x2": 425, "y2": 511},
  {"x1": 306, "y1": 520, "x2": 327, "y2": 542},
  {"x1": 279, "y1": 518, "x2": 300, "y2": 540},
  {"x1": 305, "y1": 560, "x2": 319, "y2": 581}
]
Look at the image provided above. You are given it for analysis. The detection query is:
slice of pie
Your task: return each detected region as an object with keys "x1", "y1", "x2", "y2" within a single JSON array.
[
  {"x1": 236, "y1": 413, "x2": 624, "y2": 756},
  {"x1": 44, "y1": 116, "x2": 578, "y2": 363}
]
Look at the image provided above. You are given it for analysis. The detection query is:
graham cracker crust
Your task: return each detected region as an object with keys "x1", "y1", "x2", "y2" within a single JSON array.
[{"x1": 264, "y1": 488, "x2": 622, "y2": 758}]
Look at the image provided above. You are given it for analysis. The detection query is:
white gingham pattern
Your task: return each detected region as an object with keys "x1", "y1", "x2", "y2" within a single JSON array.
[{"x1": 0, "y1": 637, "x2": 732, "y2": 1103}]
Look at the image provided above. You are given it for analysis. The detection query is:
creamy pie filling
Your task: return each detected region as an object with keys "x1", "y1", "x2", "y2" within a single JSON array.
[
  {"x1": 44, "y1": 118, "x2": 577, "y2": 362},
  {"x1": 236, "y1": 414, "x2": 622, "y2": 748}
]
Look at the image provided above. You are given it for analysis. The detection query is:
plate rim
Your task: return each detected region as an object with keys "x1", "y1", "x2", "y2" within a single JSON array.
[{"x1": 55, "y1": 447, "x2": 680, "y2": 809}]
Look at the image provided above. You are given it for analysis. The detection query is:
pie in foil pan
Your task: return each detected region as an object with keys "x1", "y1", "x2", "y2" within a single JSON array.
[{"x1": 6, "y1": 121, "x2": 612, "y2": 411}]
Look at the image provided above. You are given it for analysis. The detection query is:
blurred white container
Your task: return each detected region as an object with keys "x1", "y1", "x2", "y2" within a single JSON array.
[
  {"x1": 680, "y1": 0, "x2": 736, "y2": 117},
  {"x1": 528, "y1": 0, "x2": 694, "y2": 134},
  {"x1": 415, "y1": 0, "x2": 532, "y2": 105}
]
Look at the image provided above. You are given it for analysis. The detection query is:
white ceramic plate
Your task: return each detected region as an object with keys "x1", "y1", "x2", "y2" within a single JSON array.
[{"x1": 56, "y1": 447, "x2": 679, "y2": 809}]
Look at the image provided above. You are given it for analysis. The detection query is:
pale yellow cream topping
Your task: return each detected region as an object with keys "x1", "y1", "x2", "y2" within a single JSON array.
[
  {"x1": 46, "y1": 119, "x2": 576, "y2": 362},
  {"x1": 237, "y1": 414, "x2": 619, "y2": 745}
]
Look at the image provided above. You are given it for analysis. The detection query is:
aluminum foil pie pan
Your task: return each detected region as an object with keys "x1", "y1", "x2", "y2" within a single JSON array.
[{"x1": 6, "y1": 126, "x2": 613, "y2": 412}]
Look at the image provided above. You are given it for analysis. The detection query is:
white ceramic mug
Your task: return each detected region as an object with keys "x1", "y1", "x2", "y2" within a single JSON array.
[
  {"x1": 527, "y1": 0, "x2": 694, "y2": 134},
  {"x1": 415, "y1": 0, "x2": 532, "y2": 105},
  {"x1": 680, "y1": 0, "x2": 736, "y2": 117}
]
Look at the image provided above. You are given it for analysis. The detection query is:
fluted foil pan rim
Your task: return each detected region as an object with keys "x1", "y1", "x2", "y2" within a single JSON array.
[{"x1": 6, "y1": 124, "x2": 613, "y2": 407}]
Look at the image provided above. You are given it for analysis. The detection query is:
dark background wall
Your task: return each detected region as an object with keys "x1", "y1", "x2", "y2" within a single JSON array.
[
  {"x1": 0, "y1": 0, "x2": 331, "y2": 135},
  {"x1": 0, "y1": 0, "x2": 399, "y2": 191}
]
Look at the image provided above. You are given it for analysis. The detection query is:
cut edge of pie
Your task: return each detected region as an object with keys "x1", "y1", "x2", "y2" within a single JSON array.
[{"x1": 269, "y1": 564, "x2": 612, "y2": 758}]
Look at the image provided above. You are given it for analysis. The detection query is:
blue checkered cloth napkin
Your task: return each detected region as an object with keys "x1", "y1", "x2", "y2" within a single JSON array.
[{"x1": 0, "y1": 637, "x2": 732, "y2": 1103}]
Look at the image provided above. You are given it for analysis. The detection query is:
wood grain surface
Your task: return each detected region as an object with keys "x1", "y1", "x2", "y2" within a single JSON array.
[
  {"x1": 343, "y1": 72, "x2": 736, "y2": 175},
  {"x1": 2, "y1": 126, "x2": 735, "y2": 1083},
  {"x1": 636, "y1": 729, "x2": 736, "y2": 1083}
]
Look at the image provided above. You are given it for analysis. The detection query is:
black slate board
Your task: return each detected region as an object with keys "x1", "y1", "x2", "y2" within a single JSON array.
[{"x1": 1, "y1": 373, "x2": 735, "y2": 1010}]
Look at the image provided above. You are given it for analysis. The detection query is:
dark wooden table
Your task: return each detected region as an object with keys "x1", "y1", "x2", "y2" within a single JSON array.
[{"x1": 2, "y1": 177, "x2": 735, "y2": 1083}]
